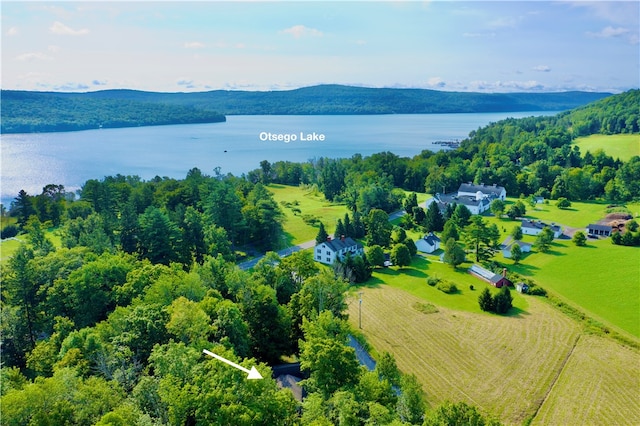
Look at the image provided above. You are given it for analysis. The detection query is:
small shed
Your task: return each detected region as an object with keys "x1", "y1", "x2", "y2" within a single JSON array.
[
  {"x1": 416, "y1": 232, "x2": 441, "y2": 254},
  {"x1": 515, "y1": 282, "x2": 530, "y2": 293}
]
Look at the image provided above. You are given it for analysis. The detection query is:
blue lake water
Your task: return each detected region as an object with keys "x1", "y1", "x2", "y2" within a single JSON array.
[{"x1": 1, "y1": 112, "x2": 557, "y2": 206}]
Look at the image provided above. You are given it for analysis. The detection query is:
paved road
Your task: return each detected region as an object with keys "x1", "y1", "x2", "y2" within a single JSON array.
[{"x1": 238, "y1": 209, "x2": 405, "y2": 270}]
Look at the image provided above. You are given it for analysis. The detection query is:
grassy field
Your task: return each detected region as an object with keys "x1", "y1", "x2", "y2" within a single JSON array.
[
  {"x1": 346, "y1": 285, "x2": 640, "y2": 425},
  {"x1": 367, "y1": 255, "x2": 530, "y2": 314},
  {"x1": 267, "y1": 184, "x2": 350, "y2": 246},
  {"x1": 508, "y1": 237, "x2": 640, "y2": 338},
  {"x1": 573, "y1": 133, "x2": 640, "y2": 162},
  {"x1": 531, "y1": 334, "x2": 640, "y2": 425},
  {"x1": 473, "y1": 200, "x2": 640, "y2": 338}
]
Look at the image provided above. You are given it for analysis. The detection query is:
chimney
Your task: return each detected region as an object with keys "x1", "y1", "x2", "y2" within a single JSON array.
[
  {"x1": 327, "y1": 236, "x2": 331, "y2": 242},
  {"x1": 341, "y1": 235, "x2": 345, "y2": 241},
  {"x1": 502, "y1": 268, "x2": 507, "y2": 277}
]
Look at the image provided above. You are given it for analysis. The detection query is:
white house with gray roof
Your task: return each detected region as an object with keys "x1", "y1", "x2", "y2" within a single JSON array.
[
  {"x1": 425, "y1": 182, "x2": 507, "y2": 215},
  {"x1": 521, "y1": 219, "x2": 562, "y2": 238},
  {"x1": 314, "y1": 236, "x2": 364, "y2": 265}
]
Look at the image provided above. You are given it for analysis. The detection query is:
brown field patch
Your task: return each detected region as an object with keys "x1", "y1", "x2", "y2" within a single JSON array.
[
  {"x1": 531, "y1": 334, "x2": 640, "y2": 425},
  {"x1": 347, "y1": 285, "x2": 604, "y2": 425}
]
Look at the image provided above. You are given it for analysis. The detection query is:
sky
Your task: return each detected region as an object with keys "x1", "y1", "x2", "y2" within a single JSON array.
[{"x1": 1, "y1": 1, "x2": 639, "y2": 93}]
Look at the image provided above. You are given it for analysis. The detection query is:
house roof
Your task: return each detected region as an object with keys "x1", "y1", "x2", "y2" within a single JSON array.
[
  {"x1": 506, "y1": 240, "x2": 531, "y2": 250},
  {"x1": 423, "y1": 233, "x2": 441, "y2": 246},
  {"x1": 587, "y1": 223, "x2": 612, "y2": 231},
  {"x1": 318, "y1": 236, "x2": 363, "y2": 253},
  {"x1": 436, "y1": 193, "x2": 492, "y2": 209},
  {"x1": 521, "y1": 219, "x2": 561, "y2": 232},
  {"x1": 458, "y1": 183, "x2": 505, "y2": 197}
]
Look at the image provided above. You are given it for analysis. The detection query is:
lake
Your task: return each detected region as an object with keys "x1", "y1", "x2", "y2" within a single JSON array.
[{"x1": 1, "y1": 112, "x2": 557, "y2": 206}]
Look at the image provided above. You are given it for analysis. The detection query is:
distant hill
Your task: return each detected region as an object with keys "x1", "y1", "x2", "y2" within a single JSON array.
[
  {"x1": 1, "y1": 85, "x2": 613, "y2": 133},
  {"x1": 0, "y1": 91, "x2": 226, "y2": 134}
]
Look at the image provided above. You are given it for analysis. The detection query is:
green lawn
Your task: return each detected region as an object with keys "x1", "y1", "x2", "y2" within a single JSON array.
[
  {"x1": 508, "y1": 237, "x2": 640, "y2": 338},
  {"x1": 573, "y1": 133, "x2": 640, "y2": 162},
  {"x1": 362, "y1": 255, "x2": 529, "y2": 315},
  {"x1": 267, "y1": 184, "x2": 350, "y2": 246}
]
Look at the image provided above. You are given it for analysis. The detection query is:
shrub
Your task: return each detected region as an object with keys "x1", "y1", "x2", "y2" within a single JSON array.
[
  {"x1": 436, "y1": 281, "x2": 458, "y2": 294},
  {"x1": 427, "y1": 277, "x2": 440, "y2": 286},
  {"x1": 1, "y1": 224, "x2": 19, "y2": 239},
  {"x1": 528, "y1": 285, "x2": 547, "y2": 297}
]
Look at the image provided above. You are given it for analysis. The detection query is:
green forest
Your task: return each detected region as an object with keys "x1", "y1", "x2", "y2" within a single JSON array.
[
  {"x1": 0, "y1": 91, "x2": 225, "y2": 134},
  {"x1": 1, "y1": 85, "x2": 612, "y2": 134},
  {"x1": 1, "y1": 90, "x2": 638, "y2": 425}
]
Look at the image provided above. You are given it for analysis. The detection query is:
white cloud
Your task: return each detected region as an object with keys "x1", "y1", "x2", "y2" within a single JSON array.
[
  {"x1": 463, "y1": 32, "x2": 496, "y2": 38},
  {"x1": 427, "y1": 77, "x2": 446, "y2": 88},
  {"x1": 53, "y1": 82, "x2": 90, "y2": 91},
  {"x1": 48, "y1": 45, "x2": 61, "y2": 53},
  {"x1": 184, "y1": 41, "x2": 205, "y2": 49},
  {"x1": 280, "y1": 25, "x2": 323, "y2": 38},
  {"x1": 588, "y1": 26, "x2": 629, "y2": 38},
  {"x1": 16, "y1": 52, "x2": 53, "y2": 61},
  {"x1": 533, "y1": 65, "x2": 551, "y2": 72},
  {"x1": 7, "y1": 27, "x2": 18, "y2": 36},
  {"x1": 50, "y1": 21, "x2": 89, "y2": 36}
]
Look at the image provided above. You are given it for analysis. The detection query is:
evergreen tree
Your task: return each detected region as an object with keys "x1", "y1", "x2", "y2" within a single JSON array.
[
  {"x1": 403, "y1": 192, "x2": 418, "y2": 213},
  {"x1": 424, "y1": 201, "x2": 445, "y2": 233},
  {"x1": 452, "y1": 204, "x2": 472, "y2": 227},
  {"x1": 493, "y1": 286, "x2": 513, "y2": 314},
  {"x1": 411, "y1": 206, "x2": 426, "y2": 226},
  {"x1": 478, "y1": 287, "x2": 494, "y2": 312},
  {"x1": 343, "y1": 213, "x2": 354, "y2": 238},
  {"x1": 316, "y1": 222, "x2": 329, "y2": 244},
  {"x1": 14, "y1": 189, "x2": 35, "y2": 228},
  {"x1": 334, "y1": 218, "x2": 346, "y2": 239},
  {"x1": 352, "y1": 211, "x2": 366, "y2": 238},
  {"x1": 441, "y1": 220, "x2": 460, "y2": 242}
]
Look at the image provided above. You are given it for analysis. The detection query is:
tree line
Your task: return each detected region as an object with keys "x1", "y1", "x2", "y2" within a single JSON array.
[{"x1": 251, "y1": 90, "x2": 639, "y2": 205}]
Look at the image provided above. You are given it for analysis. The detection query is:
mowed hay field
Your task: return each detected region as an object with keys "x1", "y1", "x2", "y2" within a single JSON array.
[
  {"x1": 347, "y1": 285, "x2": 640, "y2": 425},
  {"x1": 573, "y1": 133, "x2": 640, "y2": 162},
  {"x1": 532, "y1": 334, "x2": 640, "y2": 425}
]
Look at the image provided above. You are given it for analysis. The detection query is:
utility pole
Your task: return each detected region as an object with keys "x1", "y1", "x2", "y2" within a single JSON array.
[{"x1": 358, "y1": 292, "x2": 363, "y2": 329}]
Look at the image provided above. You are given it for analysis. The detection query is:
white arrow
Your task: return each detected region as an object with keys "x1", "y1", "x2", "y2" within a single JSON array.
[{"x1": 202, "y1": 349, "x2": 263, "y2": 380}]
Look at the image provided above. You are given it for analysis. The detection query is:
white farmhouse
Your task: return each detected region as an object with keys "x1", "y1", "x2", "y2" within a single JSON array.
[
  {"x1": 415, "y1": 233, "x2": 441, "y2": 254},
  {"x1": 314, "y1": 236, "x2": 364, "y2": 265},
  {"x1": 426, "y1": 182, "x2": 507, "y2": 215},
  {"x1": 457, "y1": 183, "x2": 507, "y2": 201}
]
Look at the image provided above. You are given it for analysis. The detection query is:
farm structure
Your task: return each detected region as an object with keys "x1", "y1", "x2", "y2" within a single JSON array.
[
  {"x1": 468, "y1": 264, "x2": 512, "y2": 288},
  {"x1": 416, "y1": 233, "x2": 441, "y2": 254},
  {"x1": 425, "y1": 182, "x2": 507, "y2": 215},
  {"x1": 521, "y1": 219, "x2": 563, "y2": 238},
  {"x1": 314, "y1": 236, "x2": 364, "y2": 265},
  {"x1": 587, "y1": 223, "x2": 613, "y2": 237}
]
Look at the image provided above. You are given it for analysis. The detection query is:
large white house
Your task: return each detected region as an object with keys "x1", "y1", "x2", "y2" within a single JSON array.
[
  {"x1": 314, "y1": 236, "x2": 364, "y2": 265},
  {"x1": 457, "y1": 183, "x2": 507, "y2": 201},
  {"x1": 425, "y1": 183, "x2": 507, "y2": 215}
]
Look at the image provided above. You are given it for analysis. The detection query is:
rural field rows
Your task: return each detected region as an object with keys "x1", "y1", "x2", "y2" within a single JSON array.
[
  {"x1": 346, "y1": 284, "x2": 638, "y2": 425},
  {"x1": 532, "y1": 334, "x2": 640, "y2": 425}
]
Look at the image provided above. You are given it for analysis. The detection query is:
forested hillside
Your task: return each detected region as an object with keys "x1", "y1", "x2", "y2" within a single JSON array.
[
  {"x1": 1, "y1": 90, "x2": 637, "y2": 425},
  {"x1": 1, "y1": 85, "x2": 612, "y2": 133},
  {"x1": 0, "y1": 91, "x2": 225, "y2": 133}
]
